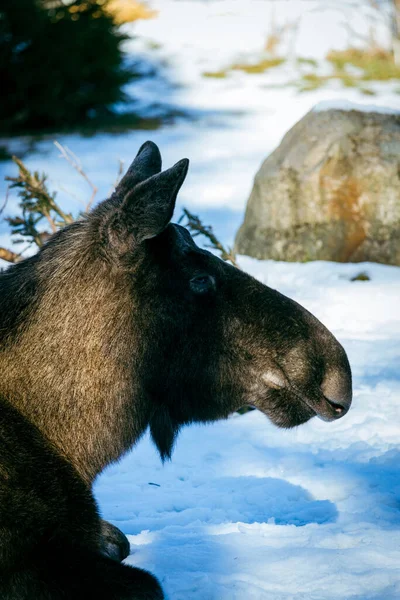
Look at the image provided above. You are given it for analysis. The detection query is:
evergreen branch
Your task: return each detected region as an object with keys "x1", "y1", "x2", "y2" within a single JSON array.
[
  {"x1": 4, "y1": 155, "x2": 74, "y2": 248},
  {"x1": 179, "y1": 208, "x2": 238, "y2": 268},
  {"x1": 6, "y1": 156, "x2": 74, "y2": 226}
]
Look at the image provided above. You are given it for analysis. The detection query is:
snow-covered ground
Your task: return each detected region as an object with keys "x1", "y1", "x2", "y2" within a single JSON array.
[{"x1": 1, "y1": 1, "x2": 400, "y2": 598}]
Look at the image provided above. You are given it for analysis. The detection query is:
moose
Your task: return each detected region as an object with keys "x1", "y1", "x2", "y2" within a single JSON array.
[{"x1": 0, "y1": 142, "x2": 352, "y2": 599}]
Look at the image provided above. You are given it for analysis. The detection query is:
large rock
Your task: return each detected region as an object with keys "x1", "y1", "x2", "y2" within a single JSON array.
[{"x1": 235, "y1": 107, "x2": 400, "y2": 264}]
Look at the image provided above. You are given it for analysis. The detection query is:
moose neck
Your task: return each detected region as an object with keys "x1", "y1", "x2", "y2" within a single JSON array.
[{"x1": 0, "y1": 253, "x2": 149, "y2": 483}]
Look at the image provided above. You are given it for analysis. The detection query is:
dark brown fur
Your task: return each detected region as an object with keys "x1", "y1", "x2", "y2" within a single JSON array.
[{"x1": 0, "y1": 142, "x2": 352, "y2": 599}]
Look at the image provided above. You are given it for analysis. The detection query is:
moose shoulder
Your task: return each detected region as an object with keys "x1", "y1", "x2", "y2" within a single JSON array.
[{"x1": 0, "y1": 142, "x2": 352, "y2": 599}]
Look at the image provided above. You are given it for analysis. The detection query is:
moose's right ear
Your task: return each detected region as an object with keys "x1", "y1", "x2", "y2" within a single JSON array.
[{"x1": 103, "y1": 157, "x2": 189, "y2": 256}]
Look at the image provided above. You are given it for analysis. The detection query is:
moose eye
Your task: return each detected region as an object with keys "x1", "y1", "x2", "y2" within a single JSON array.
[{"x1": 190, "y1": 274, "x2": 216, "y2": 294}]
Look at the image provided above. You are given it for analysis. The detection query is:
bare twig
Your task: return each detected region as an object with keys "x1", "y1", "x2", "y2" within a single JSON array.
[
  {"x1": 108, "y1": 159, "x2": 125, "y2": 196},
  {"x1": 54, "y1": 141, "x2": 98, "y2": 213},
  {"x1": 0, "y1": 185, "x2": 10, "y2": 217},
  {"x1": 43, "y1": 210, "x2": 57, "y2": 233},
  {"x1": 340, "y1": 19, "x2": 375, "y2": 44},
  {"x1": 57, "y1": 184, "x2": 85, "y2": 207},
  {"x1": 115, "y1": 159, "x2": 124, "y2": 188}
]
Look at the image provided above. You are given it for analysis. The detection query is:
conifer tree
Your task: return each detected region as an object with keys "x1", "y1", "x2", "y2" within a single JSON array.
[{"x1": 0, "y1": 0, "x2": 132, "y2": 133}]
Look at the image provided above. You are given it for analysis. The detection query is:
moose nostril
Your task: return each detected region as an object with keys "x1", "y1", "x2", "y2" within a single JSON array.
[
  {"x1": 320, "y1": 368, "x2": 352, "y2": 413},
  {"x1": 324, "y1": 398, "x2": 346, "y2": 415}
]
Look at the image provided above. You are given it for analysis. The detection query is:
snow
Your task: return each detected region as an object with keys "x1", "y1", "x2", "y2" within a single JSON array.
[{"x1": 1, "y1": 1, "x2": 400, "y2": 598}]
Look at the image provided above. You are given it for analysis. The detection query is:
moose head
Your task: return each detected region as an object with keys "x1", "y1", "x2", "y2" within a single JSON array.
[{"x1": 0, "y1": 142, "x2": 352, "y2": 481}]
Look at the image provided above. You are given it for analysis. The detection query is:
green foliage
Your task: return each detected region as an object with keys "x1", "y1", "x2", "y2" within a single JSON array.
[
  {"x1": 297, "y1": 46, "x2": 400, "y2": 93},
  {"x1": 0, "y1": 0, "x2": 133, "y2": 134},
  {"x1": 327, "y1": 47, "x2": 400, "y2": 81},
  {"x1": 202, "y1": 40, "x2": 399, "y2": 93},
  {"x1": 203, "y1": 70, "x2": 228, "y2": 79},
  {"x1": 297, "y1": 72, "x2": 327, "y2": 92},
  {"x1": 296, "y1": 57, "x2": 318, "y2": 68},
  {"x1": 203, "y1": 56, "x2": 285, "y2": 79},
  {"x1": 359, "y1": 87, "x2": 376, "y2": 96},
  {"x1": 230, "y1": 56, "x2": 285, "y2": 74},
  {"x1": 350, "y1": 271, "x2": 370, "y2": 281}
]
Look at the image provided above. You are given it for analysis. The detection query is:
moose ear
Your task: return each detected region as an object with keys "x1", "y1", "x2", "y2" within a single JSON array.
[
  {"x1": 108, "y1": 157, "x2": 189, "y2": 252},
  {"x1": 113, "y1": 141, "x2": 162, "y2": 200}
]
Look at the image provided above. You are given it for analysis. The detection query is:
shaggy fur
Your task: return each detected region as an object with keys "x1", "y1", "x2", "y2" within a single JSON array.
[{"x1": 0, "y1": 142, "x2": 352, "y2": 599}]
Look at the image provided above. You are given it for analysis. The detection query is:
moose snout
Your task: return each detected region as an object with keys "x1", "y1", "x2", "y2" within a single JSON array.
[
  {"x1": 299, "y1": 316, "x2": 353, "y2": 422},
  {"x1": 231, "y1": 272, "x2": 353, "y2": 428},
  {"x1": 267, "y1": 322, "x2": 353, "y2": 425},
  {"x1": 320, "y1": 367, "x2": 352, "y2": 420}
]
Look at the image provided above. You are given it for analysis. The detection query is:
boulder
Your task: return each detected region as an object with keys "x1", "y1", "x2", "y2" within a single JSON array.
[{"x1": 235, "y1": 107, "x2": 400, "y2": 264}]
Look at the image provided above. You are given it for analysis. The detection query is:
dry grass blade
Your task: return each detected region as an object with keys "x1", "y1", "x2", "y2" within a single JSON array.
[{"x1": 54, "y1": 141, "x2": 98, "y2": 213}]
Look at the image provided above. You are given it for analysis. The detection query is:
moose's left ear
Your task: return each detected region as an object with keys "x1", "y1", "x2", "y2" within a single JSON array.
[{"x1": 108, "y1": 157, "x2": 189, "y2": 252}]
